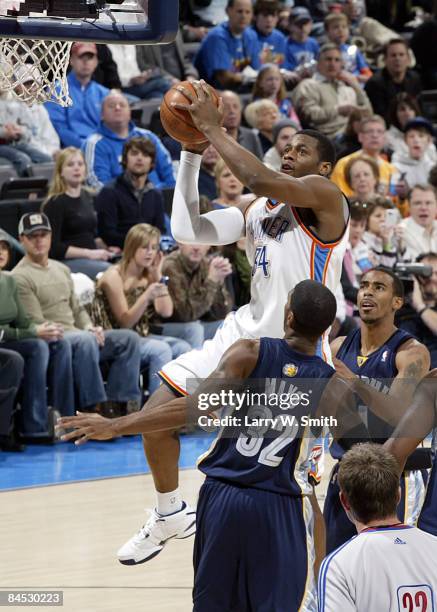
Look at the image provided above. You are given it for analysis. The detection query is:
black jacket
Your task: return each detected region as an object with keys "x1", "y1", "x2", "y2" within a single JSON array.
[{"x1": 96, "y1": 174, "x2": 166, "y2": 249}]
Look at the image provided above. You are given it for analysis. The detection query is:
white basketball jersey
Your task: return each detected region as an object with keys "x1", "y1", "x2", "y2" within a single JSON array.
[
  {"x1": 234, "y1": 196, "x2": 349, "y2": 358},
  {"x1": 318, "y1": 525, "x2": 437, "y2": 612}
]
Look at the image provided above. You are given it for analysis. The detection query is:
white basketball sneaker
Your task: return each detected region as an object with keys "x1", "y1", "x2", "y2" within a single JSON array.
[{"x1": 117, "y1": 501, "x2": 196, "y2": 565}]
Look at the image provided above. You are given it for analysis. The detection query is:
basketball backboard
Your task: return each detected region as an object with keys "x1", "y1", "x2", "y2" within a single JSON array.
[{"x1": 0, "y1": 0, "x2": 178, "y2": 44}]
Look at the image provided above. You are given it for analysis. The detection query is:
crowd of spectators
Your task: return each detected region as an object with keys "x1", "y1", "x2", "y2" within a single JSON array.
[{"x1": 2, "y1": 0, "x2": 437, "y2": 451}]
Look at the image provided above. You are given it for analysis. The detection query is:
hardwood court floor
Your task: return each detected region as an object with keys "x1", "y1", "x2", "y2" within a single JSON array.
[{"x1": 0, "y1": 460, "x2": 333, "y2": 612}]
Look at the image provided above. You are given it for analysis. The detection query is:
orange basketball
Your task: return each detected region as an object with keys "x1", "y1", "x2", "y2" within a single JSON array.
[{"x1": 160, "y1": 81, "x2": 220, "y2": 145}]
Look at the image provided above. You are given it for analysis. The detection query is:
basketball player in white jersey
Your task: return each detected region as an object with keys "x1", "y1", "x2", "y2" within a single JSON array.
[
  {"x1": 62, "y1": 81, "x2": 350, "y2": 565},
  {"x1": 318, "y1": 443, "x2": 437, "y2": 611}
]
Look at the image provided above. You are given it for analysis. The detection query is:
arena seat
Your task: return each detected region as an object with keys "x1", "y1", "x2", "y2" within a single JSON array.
[{"x1": 0, "y1": 178, "x2": 48, "y2": 201}]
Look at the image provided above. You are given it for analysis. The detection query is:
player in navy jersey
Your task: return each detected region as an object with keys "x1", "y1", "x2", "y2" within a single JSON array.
[
  {"x1": 386, "y1": 370, "x2": 437, "y2": 537},
  {"x1": 59, "y1": 280, "x2": 346, "y2": 611},
  {"x1": 325, "y1": 267, "x2": 430, "y2": 553}
]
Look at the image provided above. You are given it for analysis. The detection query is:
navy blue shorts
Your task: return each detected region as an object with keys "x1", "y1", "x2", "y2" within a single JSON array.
[
  {"x1": 324, "y1": 462, "x2": 429, "y2": 554},
  {"x1": 193, "y1": 478, "x2": 316, "y2": 612},
  {"x1": 418, "y1": 462, "x2": 437, "y2": 536}
]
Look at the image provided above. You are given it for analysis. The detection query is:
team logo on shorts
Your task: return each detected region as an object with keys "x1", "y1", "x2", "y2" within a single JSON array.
[{"x1": 283, "y1": 363, "x2": 298, "y2": 377}]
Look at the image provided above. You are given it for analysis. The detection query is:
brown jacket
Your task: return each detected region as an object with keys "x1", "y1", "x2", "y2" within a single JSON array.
[{"x1": 160, "y1": 251, "x2": 232, "y2": 323}]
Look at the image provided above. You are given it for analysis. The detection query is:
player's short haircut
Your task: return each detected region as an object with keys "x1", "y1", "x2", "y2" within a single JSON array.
[
  {"x1": 362, "y1": 266, "x2": 405, "y2": 299},
  {"x1": 121, "y1": 136, "x2": 156, "y2": 169},
  {"x1": 288, "y1": 280, "x2": 337, "y2": 338},
  {"x1": 338, "y1": 443, "x2": 400, "y2": 523},
  {"x1": 295, "y1": 129, "x2": 336, "y2": 167}
]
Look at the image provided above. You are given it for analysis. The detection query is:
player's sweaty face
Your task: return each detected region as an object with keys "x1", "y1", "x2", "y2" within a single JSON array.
[
  {"x1": 358, "y1": 271, "x2": 395, "y2": 321},
  {"x1": 280, "y1": 135, "x2": 320, "y2": 178}
]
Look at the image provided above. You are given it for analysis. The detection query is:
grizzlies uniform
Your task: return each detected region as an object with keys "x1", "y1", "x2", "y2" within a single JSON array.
[
  {"x1": 159, "y1": 196, "x2": 349, "y2": 395},
  {"x1": 324, "y1": 328, "x2": 429, "y2": 553},
  {"x1": 193, "y1": 337, "x2": 335, "y2": 612},
  {"x1": 319, "y1": 524, "x2": 437, "y2": 611}
]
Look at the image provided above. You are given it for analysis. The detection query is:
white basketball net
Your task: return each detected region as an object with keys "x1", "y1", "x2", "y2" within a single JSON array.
[{"x1": 0, "y1": 38, "x2": 73, "y2": 106}]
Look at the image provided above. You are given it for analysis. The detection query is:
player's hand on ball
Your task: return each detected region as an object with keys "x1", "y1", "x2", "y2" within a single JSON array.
[
  {"x1": 172, "y1": 80, "x2": 224, "y2": 134},
  {"x1": 56, "y1": 412, "x2": 115, "y2": 445}
]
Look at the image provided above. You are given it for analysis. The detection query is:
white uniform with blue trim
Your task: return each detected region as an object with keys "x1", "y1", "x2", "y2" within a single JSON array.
[
  {"x1": 319, "y1": 525, "x2": 437, "y2": 612},
  {"x1": 160, "y1": 196, "x2": 349, "y2": 395}
]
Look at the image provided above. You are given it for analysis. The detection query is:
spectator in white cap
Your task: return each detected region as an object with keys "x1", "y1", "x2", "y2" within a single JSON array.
[{"x1": 45, "y1": 42, "x2": 110, "y2": 148}]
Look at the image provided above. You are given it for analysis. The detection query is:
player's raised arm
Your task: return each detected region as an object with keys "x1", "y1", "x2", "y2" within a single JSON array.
[
  {"x1": 172, "y1": 81, "x2": 343, "y2": 215},
  {"x1": 170, "y1": 141, "x2": 247, "y2": 246},
  {"x1": 57, "y1": 339, "x2": 260, "y2": 444},
  {"x1": 385, "y1": 369, "x2": 437, "y2": 472}
]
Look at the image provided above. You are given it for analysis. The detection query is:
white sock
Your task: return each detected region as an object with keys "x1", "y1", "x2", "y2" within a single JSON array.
[{"x1": 156, "y1": 489, "x2": 183, "y2": 516}]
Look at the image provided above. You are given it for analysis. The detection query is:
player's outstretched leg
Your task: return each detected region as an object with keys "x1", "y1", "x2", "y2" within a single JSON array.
[{"x1": 117, "y1": 385, "x2": 196, "y2": 565}]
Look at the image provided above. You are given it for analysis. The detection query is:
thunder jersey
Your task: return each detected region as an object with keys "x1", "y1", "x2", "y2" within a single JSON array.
[
  {"x1": 197, "y1": 337, "x2": 335, "y2": 496},
  {"x1": 331, "y1": 327, "x2": 414, "y2": 459},
  {"x1": 318, "y1": 525, "x2": 437, "y2": 612},
  {"x1": 235, "y1": 196, "x2": 349, "y2": 359}
]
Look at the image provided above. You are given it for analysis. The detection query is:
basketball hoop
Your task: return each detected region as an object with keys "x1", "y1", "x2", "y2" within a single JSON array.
[{"x1": 0, "y1": 38, "x2": 73, "y2": 106}]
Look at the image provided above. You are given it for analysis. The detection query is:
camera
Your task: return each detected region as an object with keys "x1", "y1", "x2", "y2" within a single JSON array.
[{"x1": 393, "y1": 262, "x2": 433, "y2": 296}]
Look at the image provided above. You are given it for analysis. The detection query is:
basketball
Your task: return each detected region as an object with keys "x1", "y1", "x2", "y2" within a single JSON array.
[{"x1": 160, "y1": 81, "x2": 220, "y2": 146}]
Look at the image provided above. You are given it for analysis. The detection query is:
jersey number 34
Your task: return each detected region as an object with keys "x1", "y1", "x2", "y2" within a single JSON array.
[{"x1": 253, "y1": 246, "x2": 270, "y2": 277}]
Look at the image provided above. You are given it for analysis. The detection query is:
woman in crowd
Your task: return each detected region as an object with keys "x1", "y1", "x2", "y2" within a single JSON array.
[
  {"x1": 344, "y1": 155, "x2": 380, "y2": 203},
  {"x1": 0, "y1": 231, "x2": 74, "y2": 447},
  {"x1": 244, "y1": 99, "x2": 280, "y2": 155},
  {"x1": 363, "y1": 196, "x2": 400, "y2": 268},
  {"x1": 334, "y1": 108, "x2": 370, "y2": 160},
  {"x1": 42, "y1": 147, "x2": 114, "y2": 279},
  {"x1": 90, "y1": 224, "x2": 190, "y2": 394},
  {"x1": 251, "y1": 64, "x2": 301, "y2": 125},
  {"x1": 212, "y1": 159, "x2": 245, "y2": 209}
]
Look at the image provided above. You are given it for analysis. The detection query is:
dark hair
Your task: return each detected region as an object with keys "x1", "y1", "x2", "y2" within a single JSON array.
[
  {"x1": 295, "y1": 129, "x2": 336, "y2": 167},
  {"x1": 409, "y1": 183, "x2": 437, "y2": 201},
  {"x1": 365, "y1": 195, "x2": 394, "y2": 229},
  {"x1": 344, "y1": 154, "x2": 380, "y2": 190},
  {"x1": 338, "y1": 443, "x2": 400, "y2": 524},
  {"x1": 288, "y1": 280, "x2": 337, "y2": 338},
  {"x1": 416, "y1": 251, "x2": 437, "y2": 263},
  {"x1": 253, "y1": 0, "x2": 280, "y2": 16},
  {"x1": 387, "y1": 93, "x2": 420, "y2": 130},
  {"x1": 362, "y1": 266, "x2": 405, "y2": 299},
  {"x1": 384, "y1": 38, "x2": 409, "y2": 57},
  {"x1": 121, "y1": 136, "x2": 156, "y2": 170},
  {"x1": 349, "y1": 201, "x2": 368, "y2": 223},
  {"x1": 429, "y1": 164, "x2": 437, "y2": 190}
]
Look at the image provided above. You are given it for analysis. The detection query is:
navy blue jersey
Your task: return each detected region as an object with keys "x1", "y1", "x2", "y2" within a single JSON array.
[
  {"x1": 198, "y1": 337, "x2": 334, "y2": 497},
  {"x1": 332, "y1": 327, "x2": 413, "y2": 458}
]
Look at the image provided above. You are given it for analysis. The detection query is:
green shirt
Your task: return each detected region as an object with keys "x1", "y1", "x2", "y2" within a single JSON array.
[
  {"x1": 12, "y1": 258, "x2": 92, "y2": 332},
  {"x1": 0, "y1": 272, "x2": 37, "y2": 341}
]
